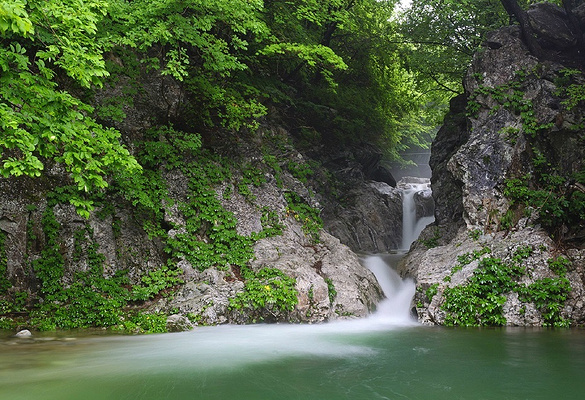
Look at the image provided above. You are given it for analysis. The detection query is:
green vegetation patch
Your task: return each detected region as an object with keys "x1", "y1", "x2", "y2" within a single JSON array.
[
  {"x1": 468, "y1": 69, "x2": 585, "y2": 238},
  {"x1": 229, "y1": 266, "x2": 298, "y2": 322},
  {"x1": 284, "y1": 191, "x2": 322, "y2": 243},
  {"x1": 0, "y1": 231, "x2": 10, "y2": 294},
  {"x1": 12, "y1": 208, "x2": 184, "y2": 333},
  {"x1": 441, "y1": 247, "x2": 571, "y2": 328}
]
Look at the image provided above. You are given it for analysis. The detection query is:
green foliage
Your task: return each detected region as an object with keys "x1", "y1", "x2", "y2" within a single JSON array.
[
  {"x1": 130, "y1": 266, "x2": 184, "y2": 301},
  {"x1": 443, "y1": 256, "x2": 522, "y2": 327},
  {"x1": 399, "y1": 0, "x2": 509, "y2": 93},
  {"x1": 469, "y1": 229, "x2": 482, "y2": 241},
  {"x1": 24, "y1": 208, "x2": 180, "y2": 333},
  {"x1": 160, "y1": 150, "x2": 282, "y2": 272},
  {"x1": 442, "y1": 247, "x2": 572, "y2": 328},
  {"x1": 467, "y1": 70, "x2": 585, "y2": 237},
  {"x1": 164, "y1": 154, "x2": 256, "y2": 271},
  {"x1": 139, "y1": 125, "x2": 202, "y2": 170},
  {"x1": 425, "y1": 283, "x2": 439, "y2": 302},
  {"x1": 0, "y1": 290, "x2": 28, "y2": 330},
  {"x1": 241, "y1": 164, "x2": 267, "y2": 187},
  {"x1": 167, "y1": 197, "x2": 255, "y2": 271},
  {"x1": 287, "y1": 161, "x2": 314, "y2": 184},
  {"x1": 504, "y1": 168, "x2": 583, "y2": 232},
  {"x1": 32, "y1": 208, "x2": 65, "y2": 296},
  {"x1": 548, "y1": 256, "x2": 571, "y2": 277},
  {"x1": 262, "y1": 153, "x2": 284, "y2": 187},
  {"x1": 116, "y1": 312, "x2": 168, "y2": 334},
  {"x1": 512, "y1": 245, "x2": 533, "y2": 264},
  {"x1": 500, "y1": 209, "x2": 515, "y2": 231},
  {"x1": 421, "y1": 227, "x2": 441, "y2": 248},
  {"x1": 452, "y1": 247, "x2": 491, "y2": 273},
  {"x1": 0, "y1": 1, "x2": 140, "y2": 214},
  {"x1": 259, "y1": 43, "x2": 348, "y2": 88},
  {"x1": 518, "y1": 277, "x2": 571, "y2": 327},
  {"x1": 2, "y1": 0, "x2": 451, "y2": 212},
  {"x1": 284, "y1": 191, "x2": 323, "y2": 243},
  {"x1": 0, "y1": 231, "x2": 10, "y2": 294},
  {"x1": 258, "y1": 0, "x2": 445, "y2": 160},
  {"x1": 229, "y1": 266, "x2": 298, "y2": 321},
  {"x1": 0, "y1": 1, "x2": 33, "y2": 36},
  {"x1": 255, "y1": 207, "x2": 285, "y2": 239},
  {"x1": 555, "y1": 68, "x2": 585, "y2": 110},
  {"x1": 468, "y1": 72, "x2": 554, "y2": 138},
  {"x1": 325, "y1": 278, "x2": 337, "y2": 304},
  {"x1": 107, "y1": 0, "x2": 270, "y2": 131}
]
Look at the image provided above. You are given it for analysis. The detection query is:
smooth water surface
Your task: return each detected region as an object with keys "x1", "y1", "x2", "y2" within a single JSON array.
[
  {"x1": 2, "y1": 325, "x2": 585, "y2": 399},
  {"x1": 2, "y1": 256, "x2": 584, "y2": 399}
]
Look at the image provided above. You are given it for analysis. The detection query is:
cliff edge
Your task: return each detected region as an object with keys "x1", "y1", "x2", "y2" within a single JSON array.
[{"x1": 400, "y1": 3, "x2": 585, "y2": 327}]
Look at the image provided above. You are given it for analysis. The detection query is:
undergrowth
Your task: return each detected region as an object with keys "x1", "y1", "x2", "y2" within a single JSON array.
[
  {"x1": 229, "y1": 266, "x2": 298, "y2": 323},
  {"x1": 441, "y1": 246, "x2": 571, "y2": 327},
  {"x1": 1, "y1": 124, "x2": 320, "y2": 331}
]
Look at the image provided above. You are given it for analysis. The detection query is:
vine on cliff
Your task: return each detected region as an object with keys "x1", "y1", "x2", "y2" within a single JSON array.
[
  {"x1": 17, "y1": 205, "x2": 184, "y2": 332},
  {"x1": 0, "y1": 231, "x2": 10, "y2": 294}
]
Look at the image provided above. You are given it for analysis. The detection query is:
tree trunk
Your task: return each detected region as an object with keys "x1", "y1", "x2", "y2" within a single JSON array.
[{"x1": 500, "y1": 0, "x2": 544, "y2": 58}]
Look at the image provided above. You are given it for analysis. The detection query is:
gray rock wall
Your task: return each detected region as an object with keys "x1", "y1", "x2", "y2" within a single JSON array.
[
  {"x1": 0, "y1": 124, "x2": 387, "y2": 328},
  {"x1": 400, "y1": 4, "x2": 585, "y2": 327}
]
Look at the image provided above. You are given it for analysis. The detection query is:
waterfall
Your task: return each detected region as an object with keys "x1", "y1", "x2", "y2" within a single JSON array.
[
  {"x1": 399, "y1": 178, "x2": 434, "y2": 251},
  {"x1": 363, "y1": 254, "x2": 416, "y2": 325}
]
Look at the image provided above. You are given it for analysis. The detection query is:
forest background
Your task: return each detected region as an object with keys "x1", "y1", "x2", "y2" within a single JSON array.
[{"x1": 0, "y1": 0, "x2": 553, "y2": 211}]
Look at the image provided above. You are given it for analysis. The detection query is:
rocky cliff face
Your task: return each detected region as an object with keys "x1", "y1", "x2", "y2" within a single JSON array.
[
  {"x1": 400, "y1": 3, "x2": 585, "y2": 327},
  {"x1": 0, "y1": 110, "x2": 393, "y2": 331}
]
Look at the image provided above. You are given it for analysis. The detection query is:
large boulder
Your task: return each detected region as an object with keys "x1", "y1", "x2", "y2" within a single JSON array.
[
  {"x1": 322, "y1": 181, "x2": 402, "y2": 252},
  {"x1": 528, "y1": 3, "x2": 578, "y2": 49}
]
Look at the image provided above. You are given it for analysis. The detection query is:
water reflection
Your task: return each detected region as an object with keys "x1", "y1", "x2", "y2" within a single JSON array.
[{"x1": 2, "y1": 327, "x2": 585, "y2": 399}]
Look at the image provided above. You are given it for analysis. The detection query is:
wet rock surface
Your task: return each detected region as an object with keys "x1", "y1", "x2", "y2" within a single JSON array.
[
  {"x1": 400, "y1": 6, "x2": 585, "y2": 327},
  {"x1": 0, "y1": 126, "x2": 388, "y2": 329}
]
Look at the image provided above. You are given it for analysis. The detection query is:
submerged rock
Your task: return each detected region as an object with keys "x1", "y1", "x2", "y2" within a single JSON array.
[{"x1": 15, "y1": 329, "x2": 32, "y2": 338}]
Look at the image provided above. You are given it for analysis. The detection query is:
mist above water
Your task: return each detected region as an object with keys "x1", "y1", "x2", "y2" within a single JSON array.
[{"x1": 0, "y1": 254, "x2": 416, "y2": 390}]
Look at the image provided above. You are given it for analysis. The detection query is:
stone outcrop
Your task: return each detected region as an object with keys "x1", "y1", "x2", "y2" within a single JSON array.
[
  {"x1": 0, "y1": 122, "x2": 386, "y2": 330},
  {"x1": 322, "y1": 181, "x2": 402, "y2": 252},
  {"x1": 400, "y1": 3, "x2": 585, "y2": 327},
  {"x1": 313, "y1": 142, "x2": 403, "y2": 252},
  {"x1": 150, "y1": 161, "x2": 385, "y2": 324}
]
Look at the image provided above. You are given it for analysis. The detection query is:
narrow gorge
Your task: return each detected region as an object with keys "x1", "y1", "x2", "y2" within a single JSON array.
[
  {"x1": 1, "y1": 1, "x2": 585, "y2": 334},
  {"x1": 4, "y1": 1, "x2": 585, "y2": 399}
]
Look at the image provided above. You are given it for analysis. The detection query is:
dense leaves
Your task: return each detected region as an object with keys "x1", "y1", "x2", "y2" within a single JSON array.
[
  {"x1": 398, "y1": 0, "x2": 510, "y2": 93},
  {"x1": 0, "y1": 0, "x2": 140, "y2": 216},
  {"x1": 4, "y1": 0, "x2": 578, "y2": 200},
  {"x1": 2, "y1": 0, "x2": 449, "y2": 193}
]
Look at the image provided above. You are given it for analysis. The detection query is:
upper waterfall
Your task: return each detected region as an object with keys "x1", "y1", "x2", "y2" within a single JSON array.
[{"x1": 397, "y1": 177, "x2": 434, "y2": 251}]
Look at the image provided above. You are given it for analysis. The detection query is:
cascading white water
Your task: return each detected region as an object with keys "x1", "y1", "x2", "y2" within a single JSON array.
[
  {"x1": 362, "y1": 254, "x2": 416, "y2": 325},
  {"x1": 400, "y1": 180, "x2": 434, "y2": 251}
]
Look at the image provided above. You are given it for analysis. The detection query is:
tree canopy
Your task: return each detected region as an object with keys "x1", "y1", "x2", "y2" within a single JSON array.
[
  {"x1": 5, "y1": 0, "x2": 560, "y2": 207},
  {"x1": 0, "y1": 0, "x2": 140, "y2": 201}
]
